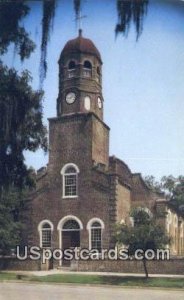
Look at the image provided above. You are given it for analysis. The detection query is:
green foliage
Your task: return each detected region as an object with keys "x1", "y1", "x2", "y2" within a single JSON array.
[
  {"x1": 0, "y1": 1, "x2": 47, "y2": 255},
  {"x1": 0, "y1": 63, "x2": 47, "y2": 190},
  {"x1": 0, "y1": 187, "x2": 28, "y2": 254},
  {"x1": 0, "y1": 0, "x2": 35, "y2": 60},
  {"x1": 116, "y1": 209, "x2": 170, "y2": 253},
  {"x1": 144, "y1": 175, "x2": 163, "y2": 193},
  {"x1": 144, "y1": 175, "x2": 184, "y2": 216},
  {"x1": 0, "y1": 273, "x2": 184, "y2": 288},
  {"x1": 161, "y1": 175, "x2": 177, "y2": 195},
  {"x1": 168, "y1": 176, "x2": 184, "y2": 216},
  {"x1": 0, "y1": 62, "x2": 44, "y2": 254},
  {"x1": 131, "y1": 208, "x2": 151, "y2": 226},
  {"x1": 115, "y1": 209, "x2": 170, "y2": 277}
]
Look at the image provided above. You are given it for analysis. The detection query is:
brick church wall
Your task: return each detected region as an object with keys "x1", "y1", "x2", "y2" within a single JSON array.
[{"x1": 116, "y1": 183, "x2": 131, "y2": 224}]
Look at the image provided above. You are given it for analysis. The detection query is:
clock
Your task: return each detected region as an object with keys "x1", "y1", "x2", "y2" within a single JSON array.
[
  {"x1": 97, "y1": 97, "x2": 102, "y2": 109},
  {"x1": 66, "y1": 92, "x2": 76, "y2": 104}
]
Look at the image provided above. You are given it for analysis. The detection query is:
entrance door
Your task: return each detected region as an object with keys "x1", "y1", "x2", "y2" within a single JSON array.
[
  {"x1": 62, "y1": 231, "x2": 80, "y2": 248},
  {"x1": 62, "y1": 220, "x2": 81, "y2": 266}
]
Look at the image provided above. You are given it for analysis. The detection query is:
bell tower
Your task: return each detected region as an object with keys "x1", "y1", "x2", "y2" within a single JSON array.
[
  {"x1": 49, "y1": 31, "x2": 109, "y2": 176},
  {"x1": 57, "y1": 30, "x2": 103, "y2": 120}
]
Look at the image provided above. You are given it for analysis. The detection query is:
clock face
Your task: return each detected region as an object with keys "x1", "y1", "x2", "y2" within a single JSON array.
[
  {"x1": 66, "y1": 92, "x2": 76, "y2": 104},
  {"x1": 97, "y1": 97, "x2": 102, "y2": 109}
]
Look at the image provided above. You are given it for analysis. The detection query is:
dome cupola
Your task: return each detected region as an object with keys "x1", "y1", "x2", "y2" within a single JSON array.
[
  {"x1": 60, "y1": 29, "x2": 102, "y2": 63},
  {"x1": 57, "y1": 30, "x2": 103, "y2": 120}
]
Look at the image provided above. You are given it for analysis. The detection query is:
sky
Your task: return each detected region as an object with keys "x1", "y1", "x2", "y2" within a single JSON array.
[{"x1": 3, "y1": 0, "x2": 184, "y2": 180}]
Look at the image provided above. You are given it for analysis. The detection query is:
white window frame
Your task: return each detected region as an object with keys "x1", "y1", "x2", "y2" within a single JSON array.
[
  {"x1": 61, "y1": 163, "x2": 80, "y2": 199},
  {"x1": 87, "y1": 218, "x2": 105, "y2": 251},
  {"x1": 38, "y1": 220, "x2": 54, "y2": 248},
  {"x1": 91, "y1": 224, "x2": 102, "y2": 251},
  {"x1": 83, "y1": 60, "x2": 92, "y2": 78}
]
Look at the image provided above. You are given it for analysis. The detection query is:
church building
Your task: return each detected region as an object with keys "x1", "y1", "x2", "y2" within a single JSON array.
[{"x1": 27, "y1": 30, "x2": 184, "y2": 269}]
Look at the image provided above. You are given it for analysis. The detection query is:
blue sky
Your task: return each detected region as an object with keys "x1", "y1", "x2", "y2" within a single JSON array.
[{"x1": 3, "y1": 0, "x2": 184, "y2": 180}]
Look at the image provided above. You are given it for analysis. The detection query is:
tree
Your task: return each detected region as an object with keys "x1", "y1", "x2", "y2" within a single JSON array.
[
  {"x1": 163, "y1": 176, "x2": 184, "y2": 216},
  {"x1": 0, "y1": 2, "x2": 48, "y2": 253},
  {"x1": 0, "y1": 63, "x2": 47, "y2": 191},
  {"x1": 144, "y1": 175, "x2": 184, "y2": 216},
  {"x1": 0, "y1": 186, "x2": 32, "y2": 255},
  {"x1": 144, "y1": 175, "x2": 163, "y2": 194},
  {"x1": 0, "y1": 63, "x2": 47, "y2": 253},
  {"x1": 115, "y1": 209, "x2": 170, "y2": 278},
  {"x1": 0, "y1": 0, "x2": 35, "y2": 60}
]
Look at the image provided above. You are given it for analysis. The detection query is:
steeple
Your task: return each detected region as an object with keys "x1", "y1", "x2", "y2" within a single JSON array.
[{"x1": 57, "y1": 33, "x2": 103, "y2": 120}]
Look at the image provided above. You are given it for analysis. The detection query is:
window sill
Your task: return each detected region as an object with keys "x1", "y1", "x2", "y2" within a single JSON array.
[{"x1": 62, "y1": 195, "x2": 78, "y2": 199}]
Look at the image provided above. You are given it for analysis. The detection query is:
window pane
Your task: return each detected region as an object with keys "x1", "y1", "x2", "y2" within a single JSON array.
[
  {"x1": 91, "y1": 228, "x2": 101, "y2": 252},
  {"x1": 65, "y1": 174, "x2": 77, "y2": 196},
  {"x1": 65, "y1": 167, "x2": 76, "y2": 174},
  {"x1": 91, "y1": 221, "x2": 101, "y2": 228},
  {"x1": 42, "y1": 223, "x2": 51, "y2": 229},
  {"x1": 63, "y1": 220, "x2": 80, "y2": 230},
  {"x1": 42, "y1": 229, "x2": 51, "y2": 248}
]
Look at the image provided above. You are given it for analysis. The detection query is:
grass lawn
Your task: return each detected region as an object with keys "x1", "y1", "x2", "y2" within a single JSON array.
[
  {"x1": 0, "y1": 272, "x2": 17, "y2": 280},
  {"x1": 0, "y1": 272, "x2": 184, "y2": 289}
]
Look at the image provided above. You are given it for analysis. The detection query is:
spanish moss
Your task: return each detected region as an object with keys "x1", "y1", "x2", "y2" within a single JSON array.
[
  {"x1": 40, "y1": 0, "x2": 56, "y2": 86},
  {"x1": 116, "y1": 0, "x2": 148, "y2": 40},
  {"x1": 74, "y1": 0, "x2": 81, "y2": 19}
]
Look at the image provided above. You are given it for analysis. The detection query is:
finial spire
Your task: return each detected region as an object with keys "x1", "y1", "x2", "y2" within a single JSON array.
[
  {"x1": 79, "y1": 28, "x2": 82, "y2": 37},
  {"x1": 75, "y1": 9, "x2": 86, "y2": 33}
]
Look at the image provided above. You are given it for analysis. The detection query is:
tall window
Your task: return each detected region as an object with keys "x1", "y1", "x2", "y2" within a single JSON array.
[
  {"x1": 61, "y1": 164, "x2": 79, "y2": 198},
  {"x1": 83, "y1": 60, "x2": 92, "y2": 77},
  {"x1": 41, "y1": 223, "x2": 52, "y2": 248},
  {"x1": 91, "y1": 221, "x2": 102, "y2": 252},
  {"x1": 68, "y1": 60, "x2": 76, "y2": 78}
]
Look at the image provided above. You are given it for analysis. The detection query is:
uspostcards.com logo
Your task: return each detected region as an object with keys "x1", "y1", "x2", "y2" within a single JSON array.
[{"x1": 16, "y1": 246, "x2": 170, "y2": 264}]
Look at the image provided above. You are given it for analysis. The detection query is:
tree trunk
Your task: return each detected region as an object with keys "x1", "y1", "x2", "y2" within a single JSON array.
[{"x1": 143, "y1": 258, "x2": 149, "y2": 278}]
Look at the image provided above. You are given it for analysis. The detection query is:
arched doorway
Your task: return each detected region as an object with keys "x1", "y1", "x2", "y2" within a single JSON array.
[
  {"x1": 62, "y1": 219, "x2": 80, "y2": 249},
  {"x1": 57, "y1": 215, "x2": 83, "y2": 266}
]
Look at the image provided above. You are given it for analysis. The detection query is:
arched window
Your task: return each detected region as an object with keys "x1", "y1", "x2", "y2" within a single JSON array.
[
  {"x1": 61, "y1": 164, "x2": 79, "y2": 198},
  {"x1": 87, "y1": 218, "x2": 104, "y2": 251},
  {"x1": 83, "y1": 60, "x2": 92, "y2": 77},
  {"x1": 68, "y1": 61, "x2": 76, "y2": 70},
  {"x1": 84, "y1": 60, "x2": 92, "y2": 69},
  {"x1": 91, "y1": 221, "x2": 102, "y2": 252},
  {"x1": 38, "y1": 221, "x2": 53, "y2": 248},
  {"x1": 68, "y1": 60, "x2": 76, "y2": 78},
  {"x1": 63, "y1": 220, "x2": 80, "y2": 230}
]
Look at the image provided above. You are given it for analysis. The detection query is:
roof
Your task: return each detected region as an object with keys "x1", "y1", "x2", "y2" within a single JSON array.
[
  {"x1": 109, "y1": 156, "x2": 132, "y2": 187},
  {"x1": 60, "y1": 30, "x2": 101, "y2": 62}
]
